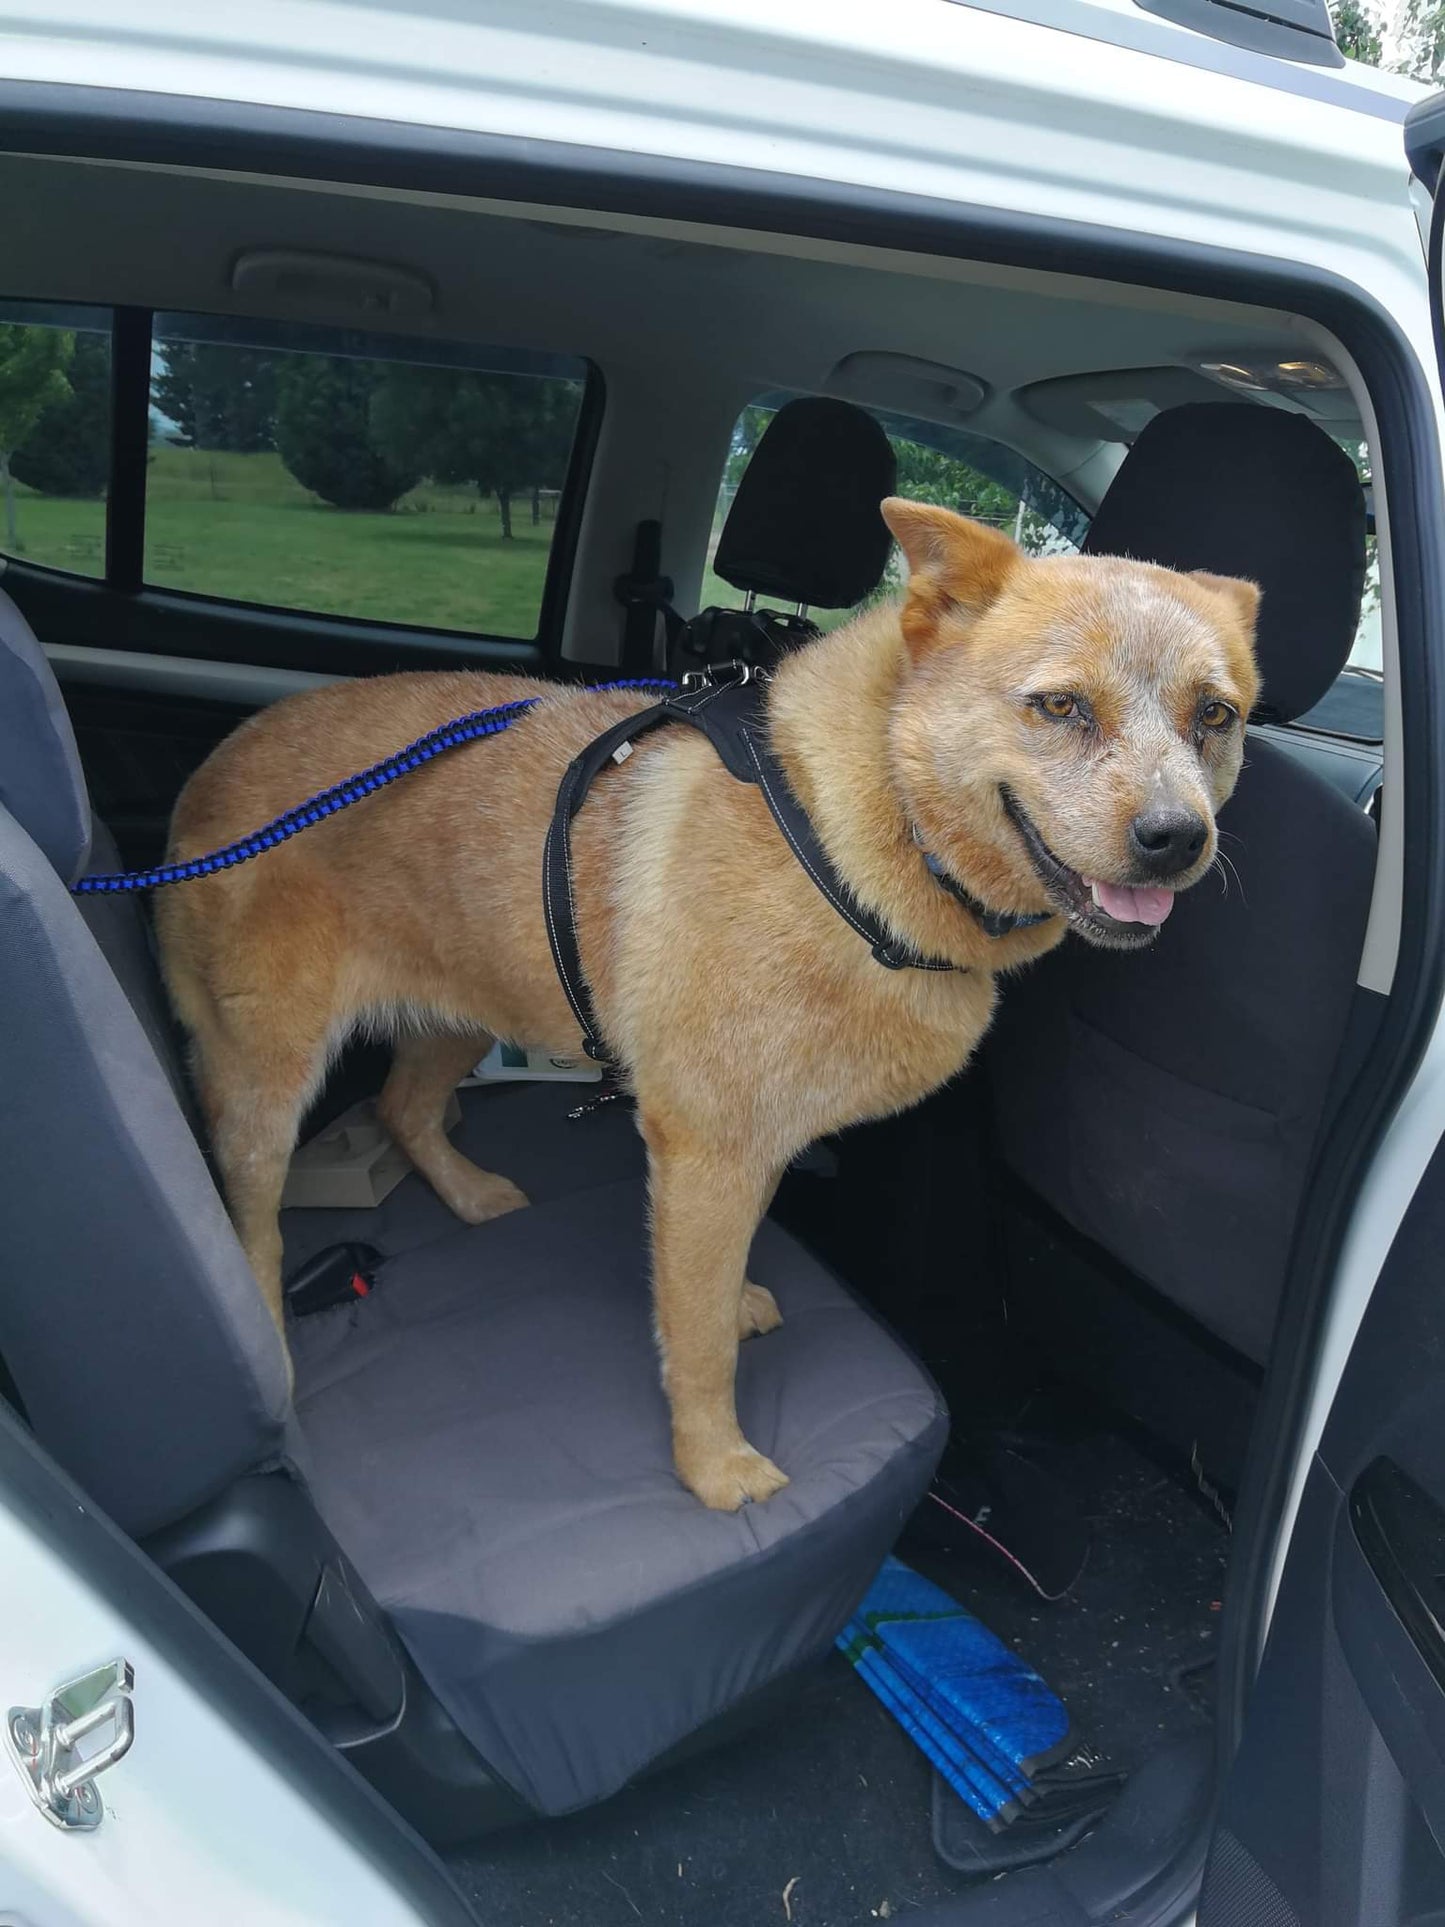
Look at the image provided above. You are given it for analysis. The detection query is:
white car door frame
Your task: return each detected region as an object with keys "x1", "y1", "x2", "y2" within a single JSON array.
[{"x1": 0, "y1": 1404, "x2": 477, "y2": 1927}]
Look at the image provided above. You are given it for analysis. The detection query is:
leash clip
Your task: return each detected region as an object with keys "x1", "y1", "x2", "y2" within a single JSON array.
[{"x1": 680, "y1": 658, "x2": 762, "y2": 693}]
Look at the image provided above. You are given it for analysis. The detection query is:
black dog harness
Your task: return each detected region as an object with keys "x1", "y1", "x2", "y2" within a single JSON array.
[{"x1": 543, "y1": 665, "x2": 1052, "y2": 1066}]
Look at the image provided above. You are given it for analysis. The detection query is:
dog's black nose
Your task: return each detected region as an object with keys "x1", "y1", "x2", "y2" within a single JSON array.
[{"x1": 1129, "y1": 806, "x2": 1207, "y2": 876}]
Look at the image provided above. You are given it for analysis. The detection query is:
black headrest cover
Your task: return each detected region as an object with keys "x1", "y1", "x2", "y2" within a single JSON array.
[
  {"x1": 1082, "y1": 403, "x2": 1365, "y2": 723},
  {"x1": 714, "y1": 398, "x2": 898, "y2": 610}
]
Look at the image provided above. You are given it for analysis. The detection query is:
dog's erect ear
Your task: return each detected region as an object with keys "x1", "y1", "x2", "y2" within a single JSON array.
[
  {"x1": 882, "y1": 500, "x2": 1021, "y2": 657},
  {"x1": 1187, "y1": 569, "x2": 1262, "y2": 630}
]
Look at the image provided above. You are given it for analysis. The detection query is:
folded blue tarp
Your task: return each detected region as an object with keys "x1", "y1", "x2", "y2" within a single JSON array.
[{"x1": 837, "y1": 1556, "x2": 1074, "y2": 1830}]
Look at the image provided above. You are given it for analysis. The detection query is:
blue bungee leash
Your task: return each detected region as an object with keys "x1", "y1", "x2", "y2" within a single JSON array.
[{"x1": 70, "y1": 678, "x2": 676, "y2": 897}]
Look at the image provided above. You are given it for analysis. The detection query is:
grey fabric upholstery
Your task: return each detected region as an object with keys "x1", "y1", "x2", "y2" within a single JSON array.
[
  {"x1": 77, "y1": 820, "x2": 204, "y2": 1137},
  {"x1": 989, "y1": 739, "x2": 1375, "y2": 1361},
  {"x1": 0, "y1": 804, "x2": 292, "y2": 1534},
  {"x1": 0, "y1": 589, "x2": 91, "y2": 881},
  {"x1": 280, "y1": 1081, "x2": 646, "y2": 1275},
  {"x1": 989, "y1": 405, "x2": 1375, "y2": 1365},
  {"x1": 291, "y1": 1179, "x2": 947, "y2": 1814}
]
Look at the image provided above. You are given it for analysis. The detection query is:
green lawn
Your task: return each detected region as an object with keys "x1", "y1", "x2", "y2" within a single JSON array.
[
  {"x1": 5, "y1": 446, "x2": 878, "y2": 643},
  {"x1": 7, "y1": 445, "x2": 558, "y2": 639}
]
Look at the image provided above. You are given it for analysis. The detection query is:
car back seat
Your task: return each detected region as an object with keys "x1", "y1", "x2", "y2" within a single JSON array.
[
  {"x1": 0, "y1": 590, "x2": 945, "y2": 1837},
  {"x1": 983, "y1": 404, "x2": 1375, "y2": 1477}
]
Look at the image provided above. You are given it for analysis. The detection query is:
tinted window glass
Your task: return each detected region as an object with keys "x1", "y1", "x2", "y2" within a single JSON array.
[
  {"x1": 707, "y1": 398, "x2": 1087, "y2": 629},
  {"x1": 1287, "y1": 436, "x2": 1382, "y2": 741},
  {"x1": 0, "y1": 299, "x2": 110, "y2": 580},
  {"x1": 147, "y1": 315, "x2": 588, "y2": 639}
]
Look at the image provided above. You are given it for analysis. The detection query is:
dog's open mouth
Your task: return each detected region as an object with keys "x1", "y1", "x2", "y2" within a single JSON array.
[{"x1": 1000, "y1": 788, "x2": 1175, "y2": 949}]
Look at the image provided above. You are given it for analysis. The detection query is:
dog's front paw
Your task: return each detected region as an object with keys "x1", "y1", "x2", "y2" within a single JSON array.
[
  {"x1": 739, "y1": 1281, "x2": 783, "y2": 1339},
  {"x1": 451, "y1": 1170, "x2": 529, "y2": 1224},
  {"x1": 677, "y1": 1437, "x2": 790, "y2": 1511}
]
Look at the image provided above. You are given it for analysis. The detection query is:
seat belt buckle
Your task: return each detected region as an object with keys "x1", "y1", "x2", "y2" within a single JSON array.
[{"x1": 284, "y1": 1242, "x2": 383, "y2": 1318}]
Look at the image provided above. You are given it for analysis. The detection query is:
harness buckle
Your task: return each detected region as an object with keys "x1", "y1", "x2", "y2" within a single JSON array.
[{"x1": 680, "y1": 658, "x2": 761, "y2": 693}]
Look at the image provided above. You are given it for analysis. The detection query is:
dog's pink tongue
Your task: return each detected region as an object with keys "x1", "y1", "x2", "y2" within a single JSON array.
[{"x1": 1089, "y1": 879, "x2": 1176, "y2": 926}]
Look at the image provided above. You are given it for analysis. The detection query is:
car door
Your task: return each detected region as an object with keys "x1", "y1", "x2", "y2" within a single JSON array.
[
  {"x1": 0, "y1": 1401, "x2": 477, "y2": 1927},
  {"x1": 1191, "y1": 95, "x2": 1445, "y2": 1927}
]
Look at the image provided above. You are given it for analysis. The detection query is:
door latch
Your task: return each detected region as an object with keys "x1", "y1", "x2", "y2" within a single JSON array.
[{"x1": 6, "y1": 1659, "x2": 134, "y2": 1830}]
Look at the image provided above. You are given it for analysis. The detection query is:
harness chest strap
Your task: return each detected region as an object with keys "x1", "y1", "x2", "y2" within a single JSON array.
[{"x1": 542, "y1": 673, "x2": 1042, "y2": 1069}]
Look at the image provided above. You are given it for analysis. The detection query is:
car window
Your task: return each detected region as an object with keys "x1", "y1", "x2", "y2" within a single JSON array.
[
  {"x1": 706, "y1": 398, "x2": 1088, "y2": 631},
  {"x1": 0, "y1": 299, "x2": 111, "y2": 580},
  {"x1": 1289, "y1": 437, "x2": 1381, "y2": 741},
  {"x1": 146, "y1": 315, "x2": 590, "y2": 640}
]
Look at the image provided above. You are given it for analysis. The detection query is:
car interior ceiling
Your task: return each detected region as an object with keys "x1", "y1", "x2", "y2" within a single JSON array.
[{"x1": 0, "y1": 152, "x2": 1388, "y2": 1925}]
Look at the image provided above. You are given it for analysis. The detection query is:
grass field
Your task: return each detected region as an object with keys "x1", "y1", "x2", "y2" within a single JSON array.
[
  {"x1": 9, "y1": 445, "x2": 559, "y2": 638},
  {"x1": 7, "y1": 444, "x2": 878, "y2": 642}
]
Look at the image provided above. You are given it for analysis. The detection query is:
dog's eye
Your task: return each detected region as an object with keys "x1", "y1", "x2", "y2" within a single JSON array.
[
  {"x1": 1199, "y1": 699, "x2": 1236, "y2": 731},
  {"x1": 1036, "y1": 693, "x2": 1079, "y2": 720}
]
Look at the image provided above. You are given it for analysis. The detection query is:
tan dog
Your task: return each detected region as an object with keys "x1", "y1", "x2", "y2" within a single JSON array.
[{"x1": 157, "y1": 504, "x2": 1259, "y2": 1510}]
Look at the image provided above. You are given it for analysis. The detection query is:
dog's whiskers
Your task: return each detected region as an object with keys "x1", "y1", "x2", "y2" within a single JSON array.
[{"x1": 1209, "y1": 848, "x2": 1246, "y2": 903}]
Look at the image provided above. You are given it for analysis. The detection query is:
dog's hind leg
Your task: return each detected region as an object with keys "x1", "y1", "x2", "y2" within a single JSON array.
[
  {"x1": 643, "y1": 1114, "x2": 789, "y2": 1511},
  {"x1": 187, "y1": 982, "x2": 337, "y2": 1342},
  {"x1": 378, "y1": 1030, "x2": 529, "y2": 1225}
]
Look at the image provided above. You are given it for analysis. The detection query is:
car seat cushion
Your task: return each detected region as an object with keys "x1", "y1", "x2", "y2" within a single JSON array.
[{"x1": 290, "y1": 1178, "x2": 947, "y2": 1815}]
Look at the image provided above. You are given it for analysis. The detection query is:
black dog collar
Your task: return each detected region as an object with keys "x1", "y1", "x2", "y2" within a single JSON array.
[{"x1": 916, "y1": 845, "x2": 1055, "y2": 939}]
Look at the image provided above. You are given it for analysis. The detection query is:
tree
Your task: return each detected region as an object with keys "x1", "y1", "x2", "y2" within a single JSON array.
[
  {"x1": 0, "y1": 325, "x2": 74, "y2": 551},
  {"x1": 10, "y1": 334, "x2": 109, "y2": 498},
  {"x1": 1331, "y1": 0, "x2": 1383, "y2": 60},
  {"x1": 274, "y1": 355, "x2": 420, "y2": 510},
  {"x1": 151, "y1": 343, "x2": 277, "y2": 452},
  {"x1": 725, "y1": 405, "x2": 775, "y2": 492},
  {"x1": 888, "y1": 437, "x2": 1077, "y2": 553},
  {"x1": 1395, "y1": 0, "x2": 1445, "y2": 80},
  {"x1": 371, "y1": 368, "x2": 578, "y2": 538}
]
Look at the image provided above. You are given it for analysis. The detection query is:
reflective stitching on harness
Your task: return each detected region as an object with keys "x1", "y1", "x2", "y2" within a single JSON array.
[
  {"x1": 542, "y1": 810, "x2": 594, "y2": 1043},
  {"x1": 740, "y1": 729, "x2": 878, "y2": 947},
  {"x1": 739, "y1": 728, "x2": 959, "y2": 972}
]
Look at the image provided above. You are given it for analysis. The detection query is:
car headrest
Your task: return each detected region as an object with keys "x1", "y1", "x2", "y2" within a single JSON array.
[
  {"x1": 1082, "y1": 403, "x2": 1366, "y2": 723},
  {"x1": 714, "y1": 397, "x2": 898, "y2": 610},
  {"x1": 0, "y1": 587, "x2": 92, "y2": 882}
]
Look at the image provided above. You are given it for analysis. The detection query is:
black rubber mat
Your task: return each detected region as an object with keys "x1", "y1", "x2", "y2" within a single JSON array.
[
  {"x1": 902, "y1": 1404, "x2": 1230, "y2": 1781},
  {"x1": 447, "y1": 1652, "x2": 975, "y2": 1926}
]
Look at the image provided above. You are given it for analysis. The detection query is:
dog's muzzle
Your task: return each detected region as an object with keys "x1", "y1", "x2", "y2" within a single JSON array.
[{"x1": 1000, "y1": 789, "x2": 1179, "y2": 952}]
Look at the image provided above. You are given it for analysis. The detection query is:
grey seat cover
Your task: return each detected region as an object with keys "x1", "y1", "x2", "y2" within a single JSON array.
[
  {"x1": 77, "y1": 819, "x2": 205, "y2": 1135},
  {"x1": 0, "y1": 748, "x2": 291, "y2": 1533},
  {"x1": 291, "y1": 1179, "x2": 947, "y2": 1814}
]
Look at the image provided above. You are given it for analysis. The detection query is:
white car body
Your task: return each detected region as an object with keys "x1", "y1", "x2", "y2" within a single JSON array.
[{"x1": 0, "y1": 5, "x2": 1439, "y2": 1922}]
